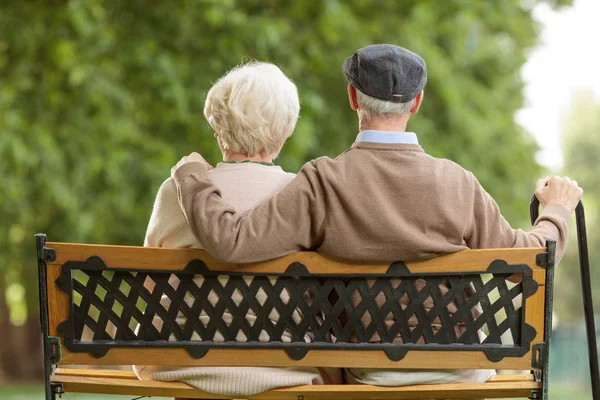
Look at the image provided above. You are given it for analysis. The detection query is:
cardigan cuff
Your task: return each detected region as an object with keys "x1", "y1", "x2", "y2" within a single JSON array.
[
  {"x1": 538, "y1": 202, "x2": 571, "y2": 224},
  {"x1": 172, "y1": 161, "x2": 209, "y2": 183}
]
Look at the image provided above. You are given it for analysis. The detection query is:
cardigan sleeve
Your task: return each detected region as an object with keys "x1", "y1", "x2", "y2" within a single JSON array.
[
  {"x1": 172, "y1": 160, "x2": 327, "y2": 263},
  {"x1": 144, "y1": 178, "x2": 200, "y2": 249},
  {"x1": 465, "y1": 173, "x2": 570, "y2": 262}
]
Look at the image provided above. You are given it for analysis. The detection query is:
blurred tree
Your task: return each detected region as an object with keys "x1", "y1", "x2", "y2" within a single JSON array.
[
  {"x1": 554, "y1": 89, "x2": 600, "y2": 321},
  {"x1": 0, "y1": 0, "x2": 572, "y2": 381}
]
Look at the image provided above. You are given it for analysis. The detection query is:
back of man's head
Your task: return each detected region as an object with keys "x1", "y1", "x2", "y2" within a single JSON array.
[
  {"x1": 354, "y1": 89, "x2": 415, "y2": 120},
  {"x1": 343, "y1": 44, "x2": 427, "y2": 121}
]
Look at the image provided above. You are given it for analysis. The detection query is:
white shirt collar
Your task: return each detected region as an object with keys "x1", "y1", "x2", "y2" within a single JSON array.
[{"x1": 355, "y1": 130, "x2": 419, "y2": 145}]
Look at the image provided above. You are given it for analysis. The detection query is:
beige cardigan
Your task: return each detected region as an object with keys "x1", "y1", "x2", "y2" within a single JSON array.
[
  {"x1": 133, "y1": 162, "x2": 339, "y2": 396},
  {"x1": 173, "y1": 142, "x2": 568, "y2": 263},
  {"x1": 172, "y1": 141, "x2": 570, "y2": 386}
]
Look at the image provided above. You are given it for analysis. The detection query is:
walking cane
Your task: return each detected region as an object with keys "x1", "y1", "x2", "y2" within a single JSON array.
[{"x1": 531, "y1": 196, "x2": 600, "y2": 398}]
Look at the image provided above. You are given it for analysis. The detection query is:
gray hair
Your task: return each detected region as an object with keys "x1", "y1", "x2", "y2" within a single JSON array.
[
  {"x1": 356, "y1": 89, "x2": 415, "y2": 120},
  {"x1": 204, "y1": 61, "x2": 299, "y2": 158}
]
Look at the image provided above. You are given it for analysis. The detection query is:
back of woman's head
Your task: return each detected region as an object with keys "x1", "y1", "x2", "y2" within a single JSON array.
[{"x1": 204, "y1": 61, "x2": 300, "y2": 158}]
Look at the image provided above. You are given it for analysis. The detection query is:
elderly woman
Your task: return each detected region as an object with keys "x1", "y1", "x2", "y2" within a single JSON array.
[{"x1": 133, "y1": 62, "x2": 339, "y2": 396}]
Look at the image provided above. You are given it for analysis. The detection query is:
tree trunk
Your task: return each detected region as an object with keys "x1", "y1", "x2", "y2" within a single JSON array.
[
  {"x1": 20, "y1": 250, "x2": 44, "y2": 380},
  {"x1": 0, "y1": 278, "x2": 15, "y2": 383},
  {"x1": 0, "y1": 261, "x2": 44, "y2": 382}
]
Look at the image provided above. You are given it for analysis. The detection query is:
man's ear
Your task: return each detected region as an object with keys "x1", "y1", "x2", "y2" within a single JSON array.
[
  {"x1": 347, "y1": 84, "x2": 359, "y2": 111},
  {"x1": 410, "y1": 90, "x2": 424, "y2": 114}
]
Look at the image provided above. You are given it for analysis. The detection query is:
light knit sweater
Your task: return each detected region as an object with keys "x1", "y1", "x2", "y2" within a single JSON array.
[
  {"x1": 133, "y1": 162, "x2": 340, "y2": 396},
  {"x1": 172, "y1": 141, "x2": 571, "y2": 387}
]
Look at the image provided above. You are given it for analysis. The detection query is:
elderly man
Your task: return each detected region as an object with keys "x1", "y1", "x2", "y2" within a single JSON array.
[{"x1": 170, "y1": 44, "x2": 583, "y2": 386}]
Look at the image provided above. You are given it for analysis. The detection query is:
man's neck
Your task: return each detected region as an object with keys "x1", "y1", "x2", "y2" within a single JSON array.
[
  {"x1": 359, "y1": 116, "x2": 409, "y2": 132},
  {"x1": 223, "y1": 151, "x2": 272, "y2": 163}
]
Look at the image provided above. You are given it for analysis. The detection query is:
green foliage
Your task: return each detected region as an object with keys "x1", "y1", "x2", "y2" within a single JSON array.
[
  {"x1": 555, "y1": 90, "x2": 600, "y2": 320},
  {"x1": 0, "y1": 0, "x2": 571, "y2": 322}
]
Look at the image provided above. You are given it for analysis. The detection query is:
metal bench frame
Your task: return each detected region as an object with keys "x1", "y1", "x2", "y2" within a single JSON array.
[{"x1": 37, "y1": 234, "x2": 556, "y2": 400}]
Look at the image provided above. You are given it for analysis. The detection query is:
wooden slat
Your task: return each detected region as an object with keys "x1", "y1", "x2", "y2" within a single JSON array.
[
  {"x1": 52, "y1": 374, "x2": 541, "y2": 400},
  {"x1": 489, "y1": 374, "x2": 534, "y2": 382},
  {"x1": 53, "y1": 368, "x2": 535, "y2": 383},
  {"x1": 46, "y1": 242, "x2": 546, "y2": 274},
  {"x1": 525, "y1": 280, "x2": 547, "y2": 346},
  {"x1": 46, "y1": 262, "x2": 70, "y2": 344},
  {"x1": 56, "y1": 347, "x2": 535, "y2": 370},
  {"x1": 55, "y1": 368, "x2": 138, "y2": 379}
]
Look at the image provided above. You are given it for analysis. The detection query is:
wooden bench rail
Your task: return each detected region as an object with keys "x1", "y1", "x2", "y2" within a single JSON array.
[
  {"x1": 52, "y1": 348, "x2": 538, "y2": 370},
  {"x1": 46, "y1": 241, "x2": 546, "y2": 274},
  {"x1": 52, "y1": 368, "x2": 541, "y2": 400}
]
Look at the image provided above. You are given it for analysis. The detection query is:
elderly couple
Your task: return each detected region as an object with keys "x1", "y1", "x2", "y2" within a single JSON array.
[{"x1": 133, "y1": 44, "x2": 583, "y2": 396}]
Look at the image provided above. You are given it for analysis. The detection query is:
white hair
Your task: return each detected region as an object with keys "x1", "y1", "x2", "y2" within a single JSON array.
[
  {"x1": 204, "y1": 61, "x2": 300, "y2": 158},
  {"x1": 356, "y1": 89, "x2": 415, "y2": 120}
]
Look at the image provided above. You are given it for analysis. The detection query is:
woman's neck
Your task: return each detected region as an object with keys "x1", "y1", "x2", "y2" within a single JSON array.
[{"x1": 223, "y1": 151, "x2": 272, "y2": 163}]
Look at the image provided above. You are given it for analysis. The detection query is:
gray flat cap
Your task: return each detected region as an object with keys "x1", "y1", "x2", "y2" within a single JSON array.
[{"x1": 343, "y1": 44, "x2": 427, "y2": 103}]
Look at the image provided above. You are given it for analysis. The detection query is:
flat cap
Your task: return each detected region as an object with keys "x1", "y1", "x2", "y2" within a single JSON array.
[{"x1": 343, "y1": 44, "x2": 427, "y2": 103}]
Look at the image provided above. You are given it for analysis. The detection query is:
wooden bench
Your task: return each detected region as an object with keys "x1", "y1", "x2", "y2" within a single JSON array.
[{"x1": 36, "y1": 233, "x2": 556, "y2": 400}]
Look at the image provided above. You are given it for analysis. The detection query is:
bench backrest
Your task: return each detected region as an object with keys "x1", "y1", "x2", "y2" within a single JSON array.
[{"x1": 37, "y1": 234, "x2": 554, "y2": 372}]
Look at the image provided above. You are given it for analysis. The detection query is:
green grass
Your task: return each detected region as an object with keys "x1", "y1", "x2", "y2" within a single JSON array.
[
  {"x1": 545, "y1": 389, "x2": 592, "y2": 400},
  {"x1": 0, "y1": 383, "x2": 591, "y2": 399},
  {"x1": 0, "y1": 384, "x2": 169, "y2": 400}
]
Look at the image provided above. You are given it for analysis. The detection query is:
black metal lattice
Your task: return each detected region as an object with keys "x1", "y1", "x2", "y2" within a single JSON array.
[{"x1": 55, "y1": 256, "x2": 539, "y2": 361}]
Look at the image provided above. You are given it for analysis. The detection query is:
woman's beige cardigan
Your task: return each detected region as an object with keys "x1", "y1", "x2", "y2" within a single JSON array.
[{"x1": 133, "y1": 162, "x2": 340, "y2": 396}]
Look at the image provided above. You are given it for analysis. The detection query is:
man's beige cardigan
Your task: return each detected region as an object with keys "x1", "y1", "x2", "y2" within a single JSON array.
[
  {"x1": 173, "y1": 142, "x2": 569, "y2": 263},
  {"x1": 172, "y1": 141, "x2": 570, "y2": 385}
]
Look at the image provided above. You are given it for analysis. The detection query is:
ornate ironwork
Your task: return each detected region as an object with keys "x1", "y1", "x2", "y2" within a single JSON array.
[{"x1": 55, "y1": 256, "x2": 539, "y2": 362}]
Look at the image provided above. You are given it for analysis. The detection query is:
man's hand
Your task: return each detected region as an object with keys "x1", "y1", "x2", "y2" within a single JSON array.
[
  {"x1": 171, "y1": 152, "x2": 213, "y2": 177},
  {"x1": 535, "y1": 175, "x2": 583, "y2": 213}
]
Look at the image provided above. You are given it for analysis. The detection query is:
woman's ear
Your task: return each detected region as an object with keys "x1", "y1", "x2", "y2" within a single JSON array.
[
  {"x1": 214, "y1": 132, "x2": 228, "y2": 153},
  {"x1": 347, "y1": 84, "x2": 359, "y2": 111}
]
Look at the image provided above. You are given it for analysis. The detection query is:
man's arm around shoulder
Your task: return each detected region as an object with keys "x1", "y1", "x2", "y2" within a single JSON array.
[{"x1": 171, "y1": 153, "x2": 329, "y2": 263}]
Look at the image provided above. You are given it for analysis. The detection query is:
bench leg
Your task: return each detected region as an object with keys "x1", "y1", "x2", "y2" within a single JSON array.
[
  {"x1": 50, "y1": 383, "x2": 64, "y2": 400},
  {"x1": 37, "y1": 234, "x2": 63, "y2": 400},
  {"x1": 537, "y1": 239, "x2": 557, "y2": 400}
]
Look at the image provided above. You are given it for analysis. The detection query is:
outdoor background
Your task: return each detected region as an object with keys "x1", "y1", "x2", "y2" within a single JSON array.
[{"x1": 1, "y1": 0, "x2": 598, "y2": 399}]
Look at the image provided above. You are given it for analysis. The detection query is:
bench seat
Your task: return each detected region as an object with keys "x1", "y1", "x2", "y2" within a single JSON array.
[{"x1": 52, "y1": 368, "x2": 540, "y2": 399}]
